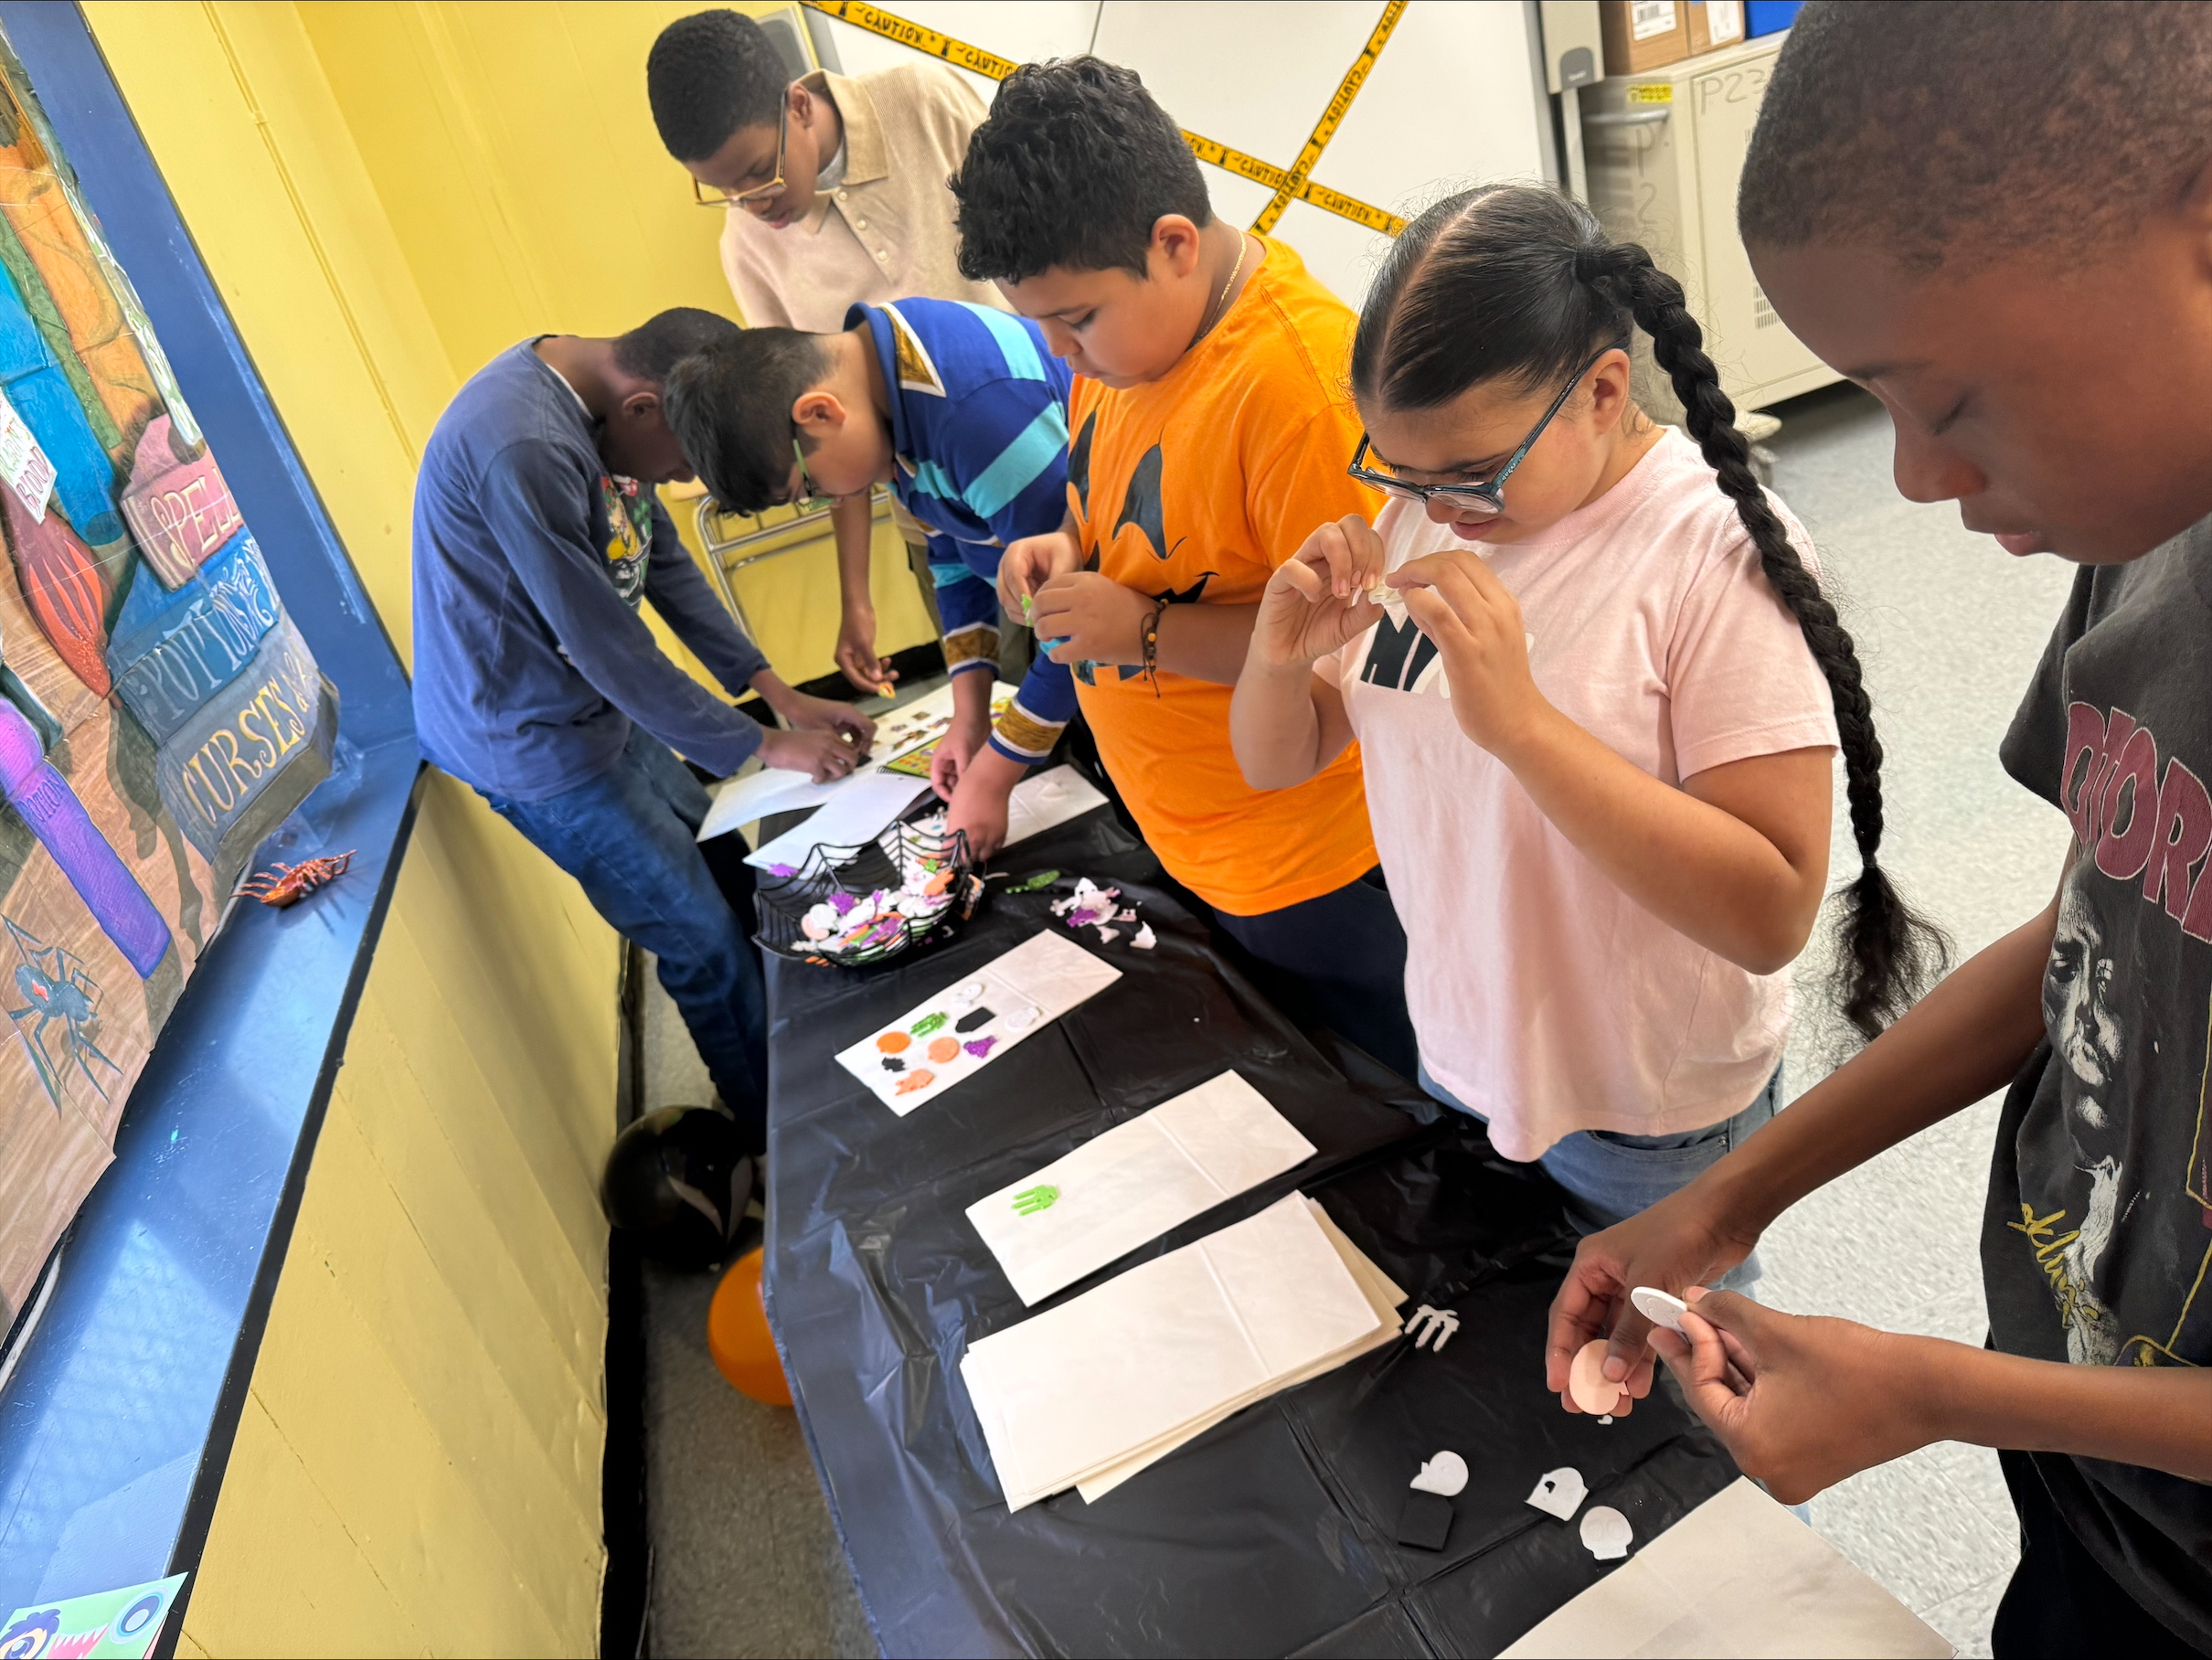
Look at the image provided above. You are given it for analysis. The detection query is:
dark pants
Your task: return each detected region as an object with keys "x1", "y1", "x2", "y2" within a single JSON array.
[
  {"x1": 1209, "y1": 869, "x2": 1420, "y2": 1079},
  {"x1": 482, "y1": 729, "x2": 770, "y2": 1153},
  {"x1": 1994, "y1": 1447, "x2": 2207, "y2": 1657}
]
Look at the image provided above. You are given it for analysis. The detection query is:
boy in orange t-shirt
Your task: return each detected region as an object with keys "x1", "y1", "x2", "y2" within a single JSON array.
[{"x1": 945, "y1": 56, "x2": 1415, "y2": 1075}]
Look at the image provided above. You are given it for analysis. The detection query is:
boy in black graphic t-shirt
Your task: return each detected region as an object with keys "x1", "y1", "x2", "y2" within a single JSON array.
[{"x1": 1540, "y1": 5, "x2": 2212, "y2": 1655}]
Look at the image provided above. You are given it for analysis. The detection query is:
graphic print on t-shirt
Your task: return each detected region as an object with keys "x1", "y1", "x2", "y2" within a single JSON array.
[
  {"x1": 1073, "y1": 431, "x2": 1216, "y2": 687},
  {"x1": 1356, "y1": 612, "x2": 1450, "y2": 699},
  {"x1": 2011, "y1": 696, "x2": 2212, "y2": 1369},
  {"x1": 598, "y1": 474, "x2": 651, "y2": 608},
  {"x1": 1112, "y1": 444, "x2": 1178, "y2": 561},
  {"x1": 1069, "y1": 409, "x2": 1095, "y2": 517}
]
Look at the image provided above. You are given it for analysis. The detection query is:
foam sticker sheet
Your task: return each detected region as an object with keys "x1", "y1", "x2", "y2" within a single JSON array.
[
  {"x1": 959, "y1": 1194, "x2": 1404, "y2": 1511},
  {"x1": 967, "y1": 1070, "x2": 1316, "y2": 1305},
  {"x1": 836, "y1": 929, "x2": 1121, "y2": 1114}
]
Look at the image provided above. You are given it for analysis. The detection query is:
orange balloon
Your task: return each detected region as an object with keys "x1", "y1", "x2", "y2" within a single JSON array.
[
  {"x1": 707, "y1": 1248, "x2": 792, "y2": 1406},
  {"x1": 927, "y1": 1035, "x2": 961, "y2": 1063},
  {"x1": 877, "y1": 1030, "x2": 910, "y2": 1054}
]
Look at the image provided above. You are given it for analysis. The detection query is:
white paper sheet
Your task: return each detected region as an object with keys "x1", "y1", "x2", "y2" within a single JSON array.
[
  {"x1": 1500, "y1": 1477, "x2": 1953, "y2": 1659},
  {"x1": 1002, "y1": 765, "x2": 1110, "y2": 848},
  {"x1": 959, "y1": 1194, "x2": 1398, "y2": 1510},
  {"x1": 968, "y1": 1071, "x2": 1316, "y2": 1305},
  {"x1": 744, "y1": 771, "x2": 933, "y2": 871},
  {"x1": 700, "y1": 678, "x2": 1016, "y2": 850},
  {"x1": 697, "y1": 766, "x2": 837, "y2": 843},
  {"x1": 835, "y1": 930, "x2": 1121, "y2": 1113}
]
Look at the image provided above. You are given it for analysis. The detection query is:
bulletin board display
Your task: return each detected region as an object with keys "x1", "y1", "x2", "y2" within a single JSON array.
[{"x1": 0, "y1": 30, "x2": 335, "y2": 1323}]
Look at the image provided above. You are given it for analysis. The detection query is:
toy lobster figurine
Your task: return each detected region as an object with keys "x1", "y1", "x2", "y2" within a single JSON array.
[{"x1": 235, "y1": 849, "x2": 355, "y2": 908}]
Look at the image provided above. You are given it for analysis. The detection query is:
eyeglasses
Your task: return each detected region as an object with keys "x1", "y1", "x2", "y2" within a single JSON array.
[
  {"x1": 1347, "y1": 340, "x2": 1626, "y2": 517},
  {"x1": 785, "y1": 438, "x2": 830, "y2": 510},
  {"x1": 691, "y1": 105, "x2": 788, "y2": 208}
]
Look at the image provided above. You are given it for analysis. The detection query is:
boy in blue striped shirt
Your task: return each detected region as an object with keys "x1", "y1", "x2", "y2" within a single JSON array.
[{"x1": 666, "y1": 299, "x2": 1076, "y2": 854}]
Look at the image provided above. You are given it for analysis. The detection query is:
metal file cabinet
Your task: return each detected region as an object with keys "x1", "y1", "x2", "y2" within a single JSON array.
[{"x1": 1581, "y1": 32, "x2": 1839, "y2": 417}]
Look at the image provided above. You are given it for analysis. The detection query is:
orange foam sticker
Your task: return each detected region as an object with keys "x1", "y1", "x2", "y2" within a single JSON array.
[
  {"x1": 895, "y1": 1069, "x2": 936, "y2": 1095},
  {"x1": 927, "y1": 1036, "x2": 962, "y2": 1063},
  {"x1": 877, "y1": 1030, "x2": 910, "y2": 1054}
]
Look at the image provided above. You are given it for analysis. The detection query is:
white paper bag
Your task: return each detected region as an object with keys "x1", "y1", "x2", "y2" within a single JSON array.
[
  {"x1": 968, "y1": 1071, "x2": 1317, "y2": 1305},
  {"x1": 960, "y1": 1194, "x2": 1392, "y2": 1509}
]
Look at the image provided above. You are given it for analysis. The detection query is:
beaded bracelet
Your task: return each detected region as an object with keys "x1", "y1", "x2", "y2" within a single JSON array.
[{"x1": 1141, "y1": 596, "x2": 1169, "y2": 695}]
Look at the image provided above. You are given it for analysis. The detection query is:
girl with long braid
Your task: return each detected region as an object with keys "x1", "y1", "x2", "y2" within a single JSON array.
[{"x1": 1229, "y1": 186, "x2": 1947, "y2": 1279}]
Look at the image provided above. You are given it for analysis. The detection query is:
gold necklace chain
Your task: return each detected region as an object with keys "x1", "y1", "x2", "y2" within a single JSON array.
[{"x1": 1194, "y1": 230, "x2": 1251, "y2": 345}]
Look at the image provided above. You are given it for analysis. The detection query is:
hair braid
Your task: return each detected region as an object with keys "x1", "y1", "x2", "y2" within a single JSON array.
[{"x1": 1590, "y1": 242, "x2": 1950, "y2": 1037}]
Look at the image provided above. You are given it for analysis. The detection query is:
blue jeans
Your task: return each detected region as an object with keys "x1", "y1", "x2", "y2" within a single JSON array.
[
  {"x1": 1420, "y1": 1064, "x2": 1782, "y2": 1294},
  {"x1": 481, "y1": 729, "x2": 769, "y2": 1151}
]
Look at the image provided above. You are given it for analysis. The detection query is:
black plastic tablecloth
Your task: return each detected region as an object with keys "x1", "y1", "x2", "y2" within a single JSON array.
[{"x1": 762, "y1": 808, "x2": 1736, "y2": 1657}]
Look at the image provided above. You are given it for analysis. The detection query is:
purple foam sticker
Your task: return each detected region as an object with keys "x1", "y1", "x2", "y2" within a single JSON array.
[{"x1": 963, "y1": 1037, "x2": 997, "y2": 1059}]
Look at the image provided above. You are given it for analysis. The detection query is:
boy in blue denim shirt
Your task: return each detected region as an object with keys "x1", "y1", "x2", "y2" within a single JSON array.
[{"x1": 412, "y1": 308, "x2": 868, "y2": 1153}]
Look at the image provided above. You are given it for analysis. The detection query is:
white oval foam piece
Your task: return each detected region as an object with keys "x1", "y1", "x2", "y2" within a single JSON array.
[
  {"x1": 1629, "y1": 1286, "x2": 1689, "y2": 1335},
  {"x1": 1579, "y1": 1505, "x2": 1632, "y2": 1561},
  {"x1": 1002, "y1": 1005, "x2": 1041, "y2": 1031},
  {"x1": 1525, "y1": 1465, "x2": 1586, "y2": 1521},
  {"x1": 1568, "y1": 1339, "x2": 1624, "y2": 1416},
  {"x1": 1409, "y1": 1451, "x2": 1468, "y2": 1498}
]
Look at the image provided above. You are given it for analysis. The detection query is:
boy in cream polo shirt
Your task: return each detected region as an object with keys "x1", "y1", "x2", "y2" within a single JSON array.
[{"x1": 648, "y1": 9, "x2": 1013, "y2": 694}]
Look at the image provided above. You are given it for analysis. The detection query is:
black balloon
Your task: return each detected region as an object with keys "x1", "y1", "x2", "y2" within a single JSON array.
[{"x1": 600, "y1": 1104, "x2": 754, "y2": 1270}]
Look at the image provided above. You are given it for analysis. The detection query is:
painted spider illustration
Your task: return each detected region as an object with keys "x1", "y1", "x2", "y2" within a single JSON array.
[{"x1": 4, "y1": 916, "x2": 119, "y2": 1109}]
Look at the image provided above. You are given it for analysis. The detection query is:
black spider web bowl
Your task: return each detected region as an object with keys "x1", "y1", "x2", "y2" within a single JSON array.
[{"x1": 752, "y1": 820, "x2": 985, "y2": 969}]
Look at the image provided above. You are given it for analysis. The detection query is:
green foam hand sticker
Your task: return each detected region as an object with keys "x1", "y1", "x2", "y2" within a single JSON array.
[
  {"x1": 1012, "y1": 1185, "x2": 1059, "y2": 1217},
  {"x1": 1005, "y1": 870, "x2": 1060, "y2": 894},
  {"x1": 910, "y1": 1012, "x2": 949, "y2": 1038}
]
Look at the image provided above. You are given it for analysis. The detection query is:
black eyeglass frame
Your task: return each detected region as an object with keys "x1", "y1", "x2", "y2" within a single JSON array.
[
  {"x1": 1347, "y1": 339, "x2": 1629, "y2": 516},
  {"x1": 691, "y1": 102, "x2": 789, "y2": 208}
]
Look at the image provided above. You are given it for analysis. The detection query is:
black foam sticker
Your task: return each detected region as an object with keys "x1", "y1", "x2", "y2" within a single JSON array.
[{"x1": 1396, "y1": 1489, "x2": 1452, "y2": 1552}]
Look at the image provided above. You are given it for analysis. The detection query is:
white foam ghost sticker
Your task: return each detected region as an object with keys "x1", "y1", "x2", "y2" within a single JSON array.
[
  {"x1": 1526, "y1": 1466, "x2": 1587, "y2": 1521},
  {"x1": 1409, "y1": 1451, "x2": 1469, "y2": 1497},
  {"x1": 1579, "y1": 1505, "x2": 1632, "y2": 1561}
]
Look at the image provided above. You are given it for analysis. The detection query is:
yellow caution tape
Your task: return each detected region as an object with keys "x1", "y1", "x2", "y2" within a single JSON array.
[
  {"x1": 801, "y1": 0, "x2": 1406, "y2": 237},
  {"x1": 1250, "y1": 0, "x2": 1405, "y2": 234}
]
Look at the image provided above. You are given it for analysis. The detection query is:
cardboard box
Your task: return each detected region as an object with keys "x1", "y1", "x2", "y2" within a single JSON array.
[
  {"x1": 1601, "y1": 0, "x2": 1690, "y2": 76},
  {"x1": 1687, "y1": 0, "x2": 1746, "y2": 55}
]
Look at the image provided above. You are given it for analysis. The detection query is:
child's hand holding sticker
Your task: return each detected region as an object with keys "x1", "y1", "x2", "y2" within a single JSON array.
[
  {"x1": 1389, "y1": 548, "x2": 1548, "y2": 757},
  {"x1": 1254, "y1": 514, "x2": 1390, "y2": 669}
]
